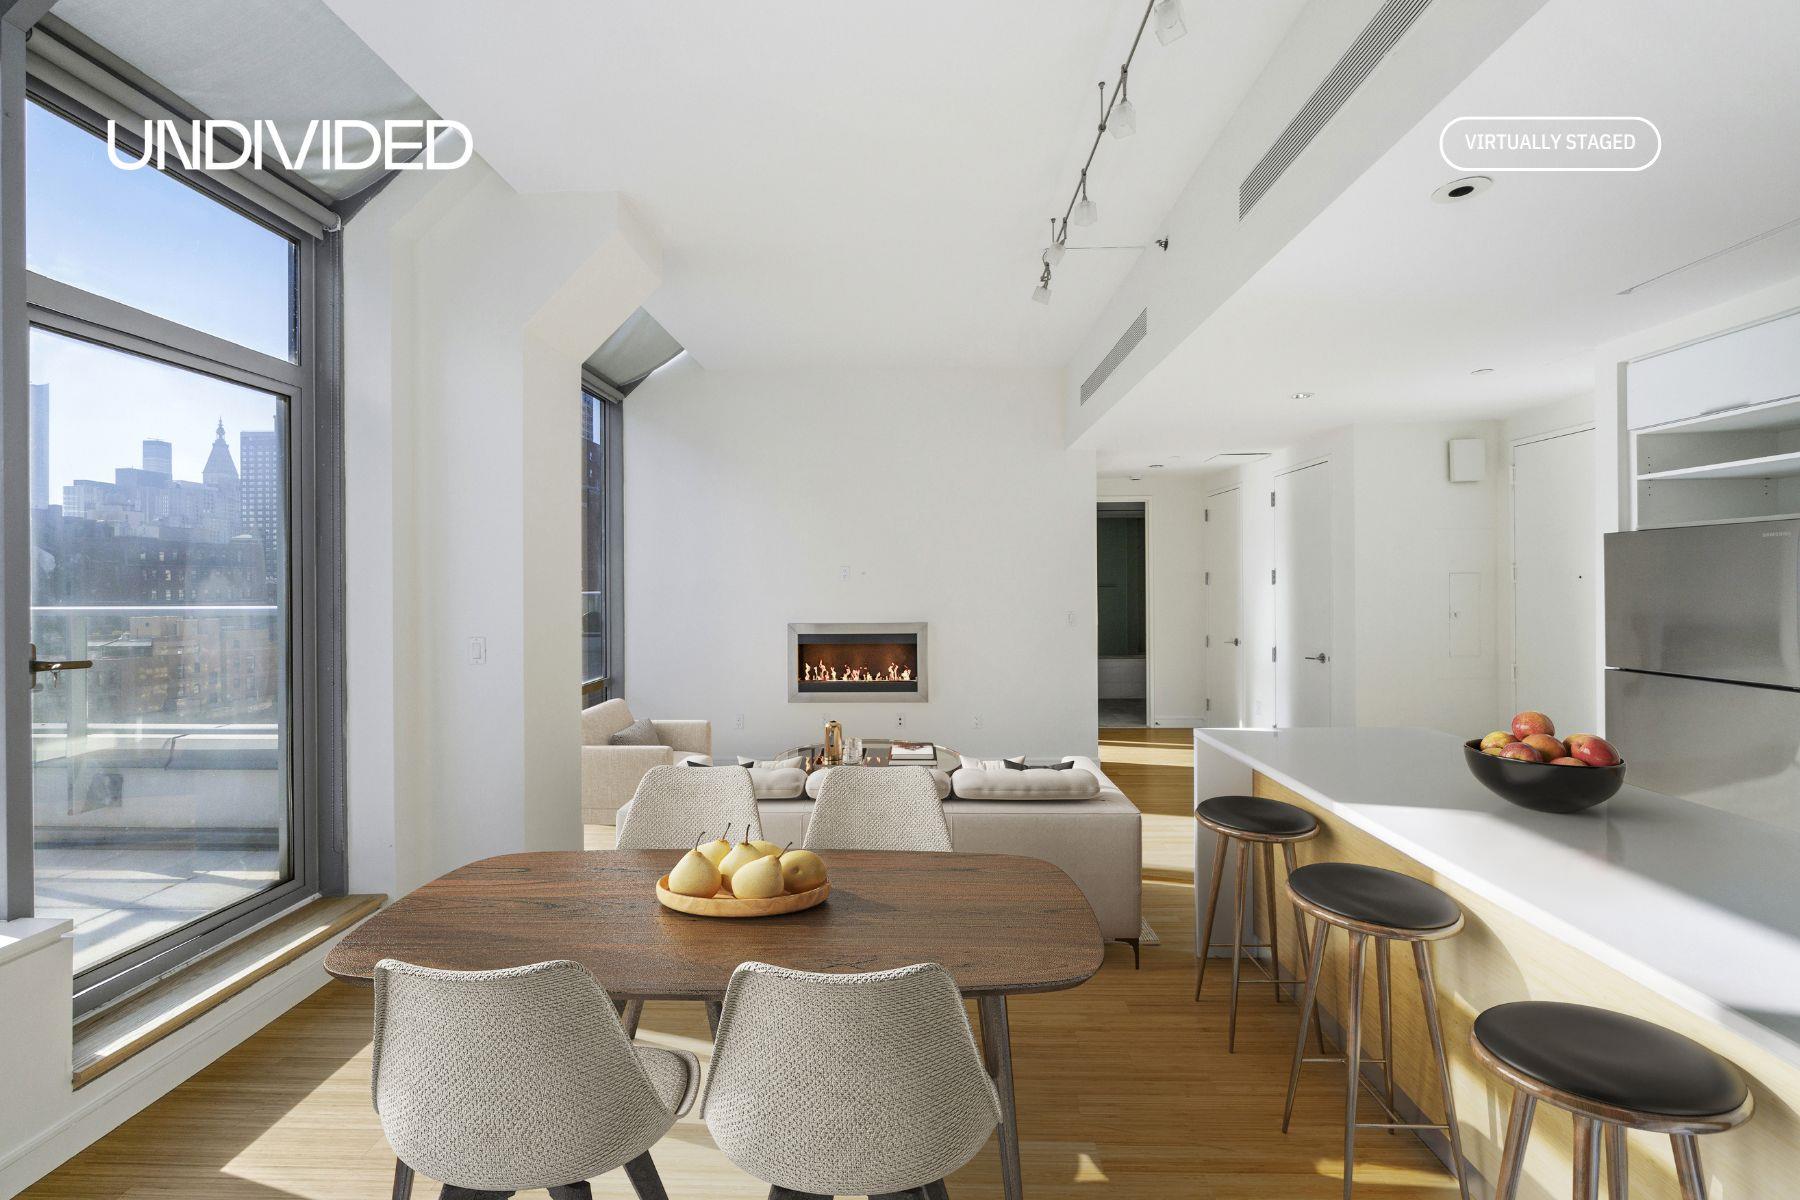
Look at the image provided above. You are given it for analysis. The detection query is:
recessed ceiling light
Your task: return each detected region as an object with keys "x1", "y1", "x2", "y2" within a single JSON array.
[
  {"x1": 1470, "y1": 367, "x2": 1495, "y2": 375},
  {"x1": 1148, "y1": 463, "x2": 1164, "y2": 469},
  {"x1": 1433, "y1": 175, "x2": 1493, "y2": 204},
  {"x1": 1129, "y1": 475, "x2": 1143, "y2": 481},
  {"x1": 1291, "y1": 391, "x2": 1314, "y2": 400}
]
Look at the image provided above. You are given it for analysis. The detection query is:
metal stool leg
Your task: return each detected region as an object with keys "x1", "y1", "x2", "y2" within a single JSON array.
[
  {"x1": 1228, "y1": 840, "x2": 1251, "y2": 1052},
  {"x1": 1671, "y1": 1134, "x2": 1707, "y2": 1200},
  {"x1": 1283, "y1": 916, "x2": 1331, "y2": 1132},
  {"x1": 1282, "y1": 843, "x2": 1326, "y2": 1053},
  {"x1": 1376, "y1": 939, "x2": 1394, "y2": 1131},
  {"x1": 1413, "y1": 941, "x2": 1471, "y2": 1200},
  {"x1": 1261, "y1": 842, "x2": 1283, "y2": 1003},
  {"x1": 1573, "y1": 1116, "x2": 1603, "y2": 1200},
  {"x1": 1605, "y1": 1124, "x2": 1629, "y2": 1199},
  {"x1": 1492, "y1": 1092, "x2": 1536, "y2": 1200},
  {"x1": 1342, "y1": 932, "x2": 1369, "y2": 1200},
  {"x1": 1195, "y1": 830, "x2": 1229, "y2": 999}
]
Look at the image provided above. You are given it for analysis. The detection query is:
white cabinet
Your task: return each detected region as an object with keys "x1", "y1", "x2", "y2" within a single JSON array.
[{"x1": 1626, "y1": 310, "x2": 1800, "y2": 431}]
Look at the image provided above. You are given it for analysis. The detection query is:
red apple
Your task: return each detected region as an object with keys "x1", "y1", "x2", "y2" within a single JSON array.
[
  {"x1": 1482, "y1": 745, "x2": 1507, "y2": 757},
  {"x1": 1511, "y1": 711, "x2": 1556, "y2": 740},
  {"x1": 1565, "y1": 733, "x2": 1600, "y2": 755},
  {"x1": 1479, "y1": 730, "x2": 1512, "y2": 751},
  {"x1": 1522, "y1": 733, "x2": 1567, "y2": 761},
  {"x1": 1549, "y1": 756, "x2": 1587, "y2": 767},
  {"x1": 1500, "y1": 743, "x2": 1545, "y2": 763},
  {"x1": 1572, "y1": 736, "x2": 1620, "y2": 767}
]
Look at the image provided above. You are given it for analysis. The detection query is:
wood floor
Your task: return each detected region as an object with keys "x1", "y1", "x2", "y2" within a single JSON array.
[{"x1": 22, "y1": 729, "x2": 1459, "y2": 1199}]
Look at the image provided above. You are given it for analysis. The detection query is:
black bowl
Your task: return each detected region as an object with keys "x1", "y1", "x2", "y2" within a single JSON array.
[{"x1": 1462, "y1": 740, "x2": 1625, "y2": 814}]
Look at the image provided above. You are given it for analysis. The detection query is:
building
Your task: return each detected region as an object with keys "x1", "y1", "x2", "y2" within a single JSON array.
[
  {"x1": 238, "y1": 428, "x2": 282, "y2": 587},
  {"x1": 140, "y1": 438, "x2": 172, "y2": 478},
  {"x1": 29, "y1": 382, "x2": 47, "y2": 508}
]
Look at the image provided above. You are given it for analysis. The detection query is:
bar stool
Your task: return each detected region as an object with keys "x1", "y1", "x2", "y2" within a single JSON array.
[
  {"x1": 1471, "y1": 1001, "x2": 1752, "y2": 1200},
  {"x1": 1193, "y1": 794, "x2": 1321, "y2": 1051},
  {"x1": 1282, "y1": 862, "x2": 1470, "y2": 1200}
]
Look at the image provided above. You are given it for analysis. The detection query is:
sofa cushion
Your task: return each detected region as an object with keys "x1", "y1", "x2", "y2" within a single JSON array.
[
  {"x1": 581, "y1": 697, "x2": 635, "y2": 744},
  {"x1": 680, "y1": 755, "x2": 806, "y2": 800},
  {"x1": 953, "y1": 761, "x2": 1101, "y2": 801},
  {"x1": 804, "y1": 766, "x2": 952, "y2": 801},
  {"x1": 1004, "y1": 757, "x2": 1075, "y2": 771},
  {"x1": 610, "y1": 718, "x2": 662, "y2": 746}
]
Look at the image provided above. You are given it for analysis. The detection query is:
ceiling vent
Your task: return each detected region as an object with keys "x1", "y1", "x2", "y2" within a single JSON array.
[
  {"x1": 1238, "y1": 0, "x2": 1434, "y2": 219},
  {"x1": 1081, "y1": 308, "x2": 1148, "y2": 405},
  {"x1": 1203, "y1": 451, "x2": 1273, "y2": 466}
]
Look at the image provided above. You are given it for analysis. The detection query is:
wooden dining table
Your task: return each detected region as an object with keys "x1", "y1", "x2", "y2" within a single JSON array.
[{"x1": 326, "y1": 849, "x2": 1104, "y2": 1200}]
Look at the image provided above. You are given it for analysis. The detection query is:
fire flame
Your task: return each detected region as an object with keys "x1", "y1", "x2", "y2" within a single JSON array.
[{"x1": 802, "y1": 659, "x2": 913, "y2": 683}]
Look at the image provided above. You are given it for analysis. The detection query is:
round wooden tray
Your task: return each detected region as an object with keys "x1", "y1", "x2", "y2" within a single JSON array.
[{"x1": 655, "y1": 875, "x2": 830, "y2": 918}]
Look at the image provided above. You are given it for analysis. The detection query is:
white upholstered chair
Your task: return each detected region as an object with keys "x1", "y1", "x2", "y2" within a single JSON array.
[
  {"x1": 701, "y1": 961, "x2": 1000, "y2": 1200},
  {"x1": 581, "y1": 698, "x2": 711, "y2": 825},
  {"x1": 615, "y1": 764, "x2": 763, "y2": 850},
  {"x1": 802, "y1": 766, "x2": 952, "y2": 851},
  {"x1": 372, "y1": 958, "x2": 696, "y2": 1200}
]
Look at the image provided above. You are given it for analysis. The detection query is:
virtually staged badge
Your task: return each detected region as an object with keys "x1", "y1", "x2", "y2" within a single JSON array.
[{"x1": 1439, "y1": 116, "x2": 1660, "y2": 172}]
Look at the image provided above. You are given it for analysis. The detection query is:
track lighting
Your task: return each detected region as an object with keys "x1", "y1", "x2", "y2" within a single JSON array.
[
  {"x1": 1033, "y1": 262, "x2": 1053, "y2": 305},
  {"x1": 1110, "y1": 69, "x2": 1136, "y2": 139},
  {"x1": 1071, "y1": 170, "x2": 1098, "y2": 227},
  {"x1": 1043, "y1": 218, "x2": 1067, "y2": 266},
  {"x1": 1153, "y1": 0, "x2": 1187, "y2": 45}
]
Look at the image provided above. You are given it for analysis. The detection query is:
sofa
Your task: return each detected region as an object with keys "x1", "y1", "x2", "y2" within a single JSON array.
[{"x1": 580, "y1": 699, "x2": 711, "y2": 825}]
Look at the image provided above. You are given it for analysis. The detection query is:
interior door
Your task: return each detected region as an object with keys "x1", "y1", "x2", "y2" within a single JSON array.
[
  {"x1": 1273, "y1": 462, "x2": 1333, "y2": 727},
  {"x1": 1513, "y1": 429, "x2": 1596, "y2": 730},
  {"x1": 1202, "y1": 488, "x2": 1240, "y2": 725}
]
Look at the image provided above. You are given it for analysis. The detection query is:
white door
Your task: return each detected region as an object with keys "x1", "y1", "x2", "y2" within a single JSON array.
[
  {"x1": 1273, "y1": 462, "x2": 1333, "y2": 727},
  {"x1": 1202, "y1": 488, "x2": 1241, "y2": 725},
  {"x1": 1512, "y1": 429, "x2": 1597, "y2": 731}
]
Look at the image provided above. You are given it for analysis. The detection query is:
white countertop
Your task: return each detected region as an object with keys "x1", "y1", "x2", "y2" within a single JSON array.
[{"x1": 1196, "y1": 726, "x2": 1800, "y2": 1070}]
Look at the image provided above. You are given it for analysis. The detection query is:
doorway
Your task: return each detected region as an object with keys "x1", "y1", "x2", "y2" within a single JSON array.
[
  {"x1": 1202, "y1": 487, "x2": 1241, "y2": 725},
  {"x1": 1511, "y1": 427, "x2": 1597, "y2": 730},
  {"x1": 1272, "y1": 461, "x2": 1334, "y2": 727},
  {"x1": 1097, "y1": 501, "x2": 1147, "y2": 727}
]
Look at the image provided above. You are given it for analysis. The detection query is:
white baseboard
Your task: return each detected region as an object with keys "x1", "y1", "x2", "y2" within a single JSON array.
[{"x1": 0, "y1": 935, "x2": 346, "y2": 1199}]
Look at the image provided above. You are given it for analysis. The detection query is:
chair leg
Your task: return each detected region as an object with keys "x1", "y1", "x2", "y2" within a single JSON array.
[
  {"x1": 1119, "y1": 937, "x2": 1141, "y2": 968},
  {"x1": 622, "y1": 1151, "x2": 670, "y2": 1200},
  {"x1": 924, "y1": 1181, "x2": 951, "y2": 1200},
  {"x1": 1492, "y1": 1092, "x2": 1537, "y2": 1200},
  {"x1": 437, "y1": 1189, "x2": 512, "y2": 1200},
  {"x1": 1282, "y1": 843, "x2": 1327, "y2": 1054},
  {"x1": 1605, "y1": 1123, "x2": 1629, "y2": 1199},
  {"x1": 620, "y1": 998, "x2": 644, "y2": 1037},
  {"x1": 1573, "y1": 1116, "x2": 1603, "y2": 1200},
  {"x1": 767, "y1": 1189, "x2": 829, "y2": 1200},
  {"x1": 1282, "y1": 917, "x2": 1330, "y2": 1133},
  {"x1": 1413, "y1": 941, "x2": 1471, "y2": 1200},
  {"x1": 548, "y1": 1184, "x2": 593, "y2": 1200},
  {"x1": 1341, "y1": 932, "x2": 1368, "y2": 1200},
  {"x1": 1195, "y1": 831, "x2": 1228, "y2": 999},
  {"x1": 1376, "y1": 939, "x2": 1394, "y2": 1131},
  {"x1": 1671, "y1": 1134, "x2": 1707, "y2": 1200},
  {"x1": 1227, "y1": 840, "x2": 1251, "y2": 1051},
  {"x1": 1261, "y1": 843, "x2": 1283, "y2": 1002},
  {"x1": 392, "y1": 1159, "x2": 415, "y2": 1200},
  {"x1": 705, "y1": 1001, "x2": 722, "y2": 1039}
]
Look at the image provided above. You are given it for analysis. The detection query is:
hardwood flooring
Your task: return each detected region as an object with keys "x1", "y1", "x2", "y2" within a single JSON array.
[{"x1": 22, "y1": 729, "x2": 1458, "y2": 1199}]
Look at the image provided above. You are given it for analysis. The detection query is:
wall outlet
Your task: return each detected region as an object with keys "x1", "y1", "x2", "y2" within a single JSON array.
[
  {"x1": 467, "y1": 636, "x2": 486, "y2": 665},
  {"x1": 973, "y1": 714, "x2": 984, "y2": 730},
  {"x1": 1066, "y1": 610, "x2": 1076, "y2": 626},
  {"x1": 895, "y1": 713, "x2": 905, "y2": 728},
  {"x1": 840, "y1": 564, "x2": 850, "y2": 581},
  {"x1": 734, "y1": 713, "x2": 745, "y2": 730}
]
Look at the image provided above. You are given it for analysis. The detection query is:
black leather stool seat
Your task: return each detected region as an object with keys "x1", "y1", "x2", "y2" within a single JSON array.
[
  {"x1": 1475, "y1": 1002, "x2": 1749, "y2": 1119},
  {"x1": 1197, "y1": 794, "x2": 1318, "y2": 838},
  {"x1": 1287, "y1": 862, "x2": 1460, "y2": 932}
]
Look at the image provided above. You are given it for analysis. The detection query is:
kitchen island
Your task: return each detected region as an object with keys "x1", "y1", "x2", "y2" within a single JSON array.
[{"x1": 1196, "y1": 726, "x2": 1800, "y2": 1199}]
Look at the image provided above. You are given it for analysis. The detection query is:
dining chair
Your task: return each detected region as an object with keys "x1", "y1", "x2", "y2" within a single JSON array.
[
  {"x1": 373, "y1": 958, "x2": 697, "y2": 1200},
  {"x1": 615, "y1": 763, "x2": 763, "y2": 849},
  {"x1": 701, "y1": 961, "x2": 1000, "y2": 1199},
  {"x1": 802, "y1": 765, "x2": 952, "y2": 851}
]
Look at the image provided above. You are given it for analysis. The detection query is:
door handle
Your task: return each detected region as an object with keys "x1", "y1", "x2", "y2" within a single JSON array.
[
  {"x1": 1305, "y1": 652, "x2": 1329, "y2": 663},
  {"x1": 29, "y1": 643, "x2": 94, "y2": 684},
  {"x1": 1227, "y1": 638, "x2": 1241, "y2": 646}
]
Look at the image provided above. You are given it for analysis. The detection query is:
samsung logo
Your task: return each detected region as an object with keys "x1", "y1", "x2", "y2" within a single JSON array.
[{"x1": 106, "y1": 119, "x2": 474, "y2": 174}]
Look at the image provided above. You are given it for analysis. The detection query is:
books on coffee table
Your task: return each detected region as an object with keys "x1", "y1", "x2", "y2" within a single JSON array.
[{"x1": 889, "y1": 740, "x2": 936, "y2": 762}]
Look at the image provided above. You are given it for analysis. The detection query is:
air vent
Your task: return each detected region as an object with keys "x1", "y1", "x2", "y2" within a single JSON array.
[
  {"x1": 1080, "y1": 309, "x2": 1148, "y2": 405},
  {"x1": 1203, "y1": 451, "x2": 1272, "y2": 466},
  {"x1": 1238, "y1": 0, "x2": 1433, "y2": 219}
]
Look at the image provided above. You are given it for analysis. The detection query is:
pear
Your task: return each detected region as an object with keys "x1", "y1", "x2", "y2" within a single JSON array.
[
  {"x1": 748, "y1": 839, "x2": 784, "y2": 858},
  {"x1": 731, "y1": 853, "x2": 785, "y2": 900},
  {"x1": 718, "y1": 839, "x2": 766, "y2": 883},
  {"x1": 667, "y1": 848, "x2": 722, "y2": 898},
  {"x1": 779, "y1": 849, "x2": 828, "y2": 894},
  {"x1": 699, "y1": 825, "x2": 735, "y2": 868}
]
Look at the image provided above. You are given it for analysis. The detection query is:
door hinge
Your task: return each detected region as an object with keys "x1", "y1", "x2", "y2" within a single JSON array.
[
  {"x1": 1205, "y1": 698, "x2": 1212, "y2": 712},
  {"x1": 1270, "y1": 568, "x2": 1277, "y2": 585},
  {"x1": 1204, "y1": 570, "x2": 1211, "y2": 585},
  {"x1": 1270, "y1": 491, "x2": 1276, "y2": 507},
  {"x1": 1205, "y1": 634, "x2": 1211, "y2": 648},
  {"x1": 1204, "y1": 508, "x2": 1210, "y2": 522},
  {"x1": 1271, "y1": 646, "x2": 1278, "y2": 663}
]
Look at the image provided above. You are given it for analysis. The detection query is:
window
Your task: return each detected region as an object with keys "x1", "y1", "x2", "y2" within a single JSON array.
[
  {"x1": 10, "y1": 86, "x2": 341, "y2": 1012},
  {"x1": 581, "y1": 386, "x2": 622, "y2": 696}
]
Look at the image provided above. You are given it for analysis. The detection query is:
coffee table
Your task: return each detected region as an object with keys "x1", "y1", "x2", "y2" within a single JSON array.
[{"x1": 778, "y1": 738, "x2": 963, "y2": 772}]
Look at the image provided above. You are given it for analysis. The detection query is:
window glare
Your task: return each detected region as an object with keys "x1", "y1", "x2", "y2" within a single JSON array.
[{"x1": 26, "y1": 101, "x2": 295, "y2": 361}]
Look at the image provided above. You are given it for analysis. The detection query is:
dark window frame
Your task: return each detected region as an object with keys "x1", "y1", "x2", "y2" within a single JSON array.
[{"x1": 580, "y1": 371, "x2": 623, "y2": 701}]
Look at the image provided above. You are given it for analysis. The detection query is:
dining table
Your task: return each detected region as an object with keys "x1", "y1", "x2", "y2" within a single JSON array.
[{"x1": 325, "y1": 848, "x2": 1105, "y2": 1200}]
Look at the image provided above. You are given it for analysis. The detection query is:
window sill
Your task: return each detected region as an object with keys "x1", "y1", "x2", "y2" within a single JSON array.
[{"x1": 71, "y1": 893, "x2": 383, "y2": 1089}]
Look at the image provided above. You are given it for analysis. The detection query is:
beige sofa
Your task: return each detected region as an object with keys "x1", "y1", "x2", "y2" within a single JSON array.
[{"x1": 580, "y1": 699, "x2": 711, "y2": 825}]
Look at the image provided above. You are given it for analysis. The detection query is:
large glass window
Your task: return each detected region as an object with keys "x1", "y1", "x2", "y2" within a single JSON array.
[{"x1": 581, "y1": 389, "x2": 609, "y2": 692}]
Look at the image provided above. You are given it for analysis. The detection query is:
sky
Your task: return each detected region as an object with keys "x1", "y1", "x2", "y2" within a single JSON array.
[{"x1": 25, "y1": 102, "x2": 289, "y2": 493}]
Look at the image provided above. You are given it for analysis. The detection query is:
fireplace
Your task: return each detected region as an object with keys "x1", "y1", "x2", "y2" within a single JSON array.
[{"x1": 788, "y1": 622, "x2": 928, "y2": 702}]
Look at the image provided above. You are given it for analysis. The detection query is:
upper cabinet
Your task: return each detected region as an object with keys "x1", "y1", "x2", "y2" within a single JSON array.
[{"x1": 1627, "y1": 310, "x2": 1800, "y2": 431}]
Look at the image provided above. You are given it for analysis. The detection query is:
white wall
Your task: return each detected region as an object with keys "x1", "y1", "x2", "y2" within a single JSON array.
[
  {"x1": 623, "y1": 361, "x2": 1096, "y2": 759},
  {"x1": 1097, "y1": 474, "x2": 1207, "y2": 725}
]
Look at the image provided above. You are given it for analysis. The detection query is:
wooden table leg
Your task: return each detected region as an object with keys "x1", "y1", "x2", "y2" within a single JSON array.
[{"x1": 979, "y1": 994, "x2": 1023, "y2": 1200}]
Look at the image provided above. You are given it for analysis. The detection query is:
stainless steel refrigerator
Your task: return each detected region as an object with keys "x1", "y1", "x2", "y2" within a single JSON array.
[{"x1": 1606, "y1": 519, "x2": 1800, "y2": 829}]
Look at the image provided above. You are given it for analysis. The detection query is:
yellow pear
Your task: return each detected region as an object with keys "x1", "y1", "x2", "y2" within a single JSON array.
[
  {"x1": 779, "y1": 849, "x2": 828, "y2": 894},
  {"x1": 731, "y1": 853, "x2": 785, "y2": 899},
  {"x1": 667, "y1": 848, "x2": 722, "y2": 898},
  {"x1": 749, "y1": 839, "x2": 784, "y2": 858},
  {"x1": 718, "y1": 839, "x2": 766, "y2": 882},
  {"x1": 699, "y1": 826, "x2": 735, "y2": 868}
]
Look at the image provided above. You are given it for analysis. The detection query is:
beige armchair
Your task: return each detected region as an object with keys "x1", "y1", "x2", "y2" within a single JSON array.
[{"x1": 580, "y1": 699, "x2": 711, "y2": 826}]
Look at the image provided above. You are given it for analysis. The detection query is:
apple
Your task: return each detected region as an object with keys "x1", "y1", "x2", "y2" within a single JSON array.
[
  {"x1": 1565, "y1": 733, "x2": 1600, "y2": 756},
  {"x1": 1522, "y1": 733, "x2": 1567, "y2": 761},
  {"x1": 1500, "y1": 743, "x2": 1545, "y2": 763},
  {"x1": 1572, "y1": 736, "x2": 1620, "y2": 767},
  {"x1": 1479, "y1": 731, "x2": 1512, "y2": 751},
  {"x1": 1549, "y1": 756, "x2": 1587, "y2": 767},
  {"x1": 1511, "y1": 711, "x2": 1556, "y2": 740},
  {"x1": 1482, "y1": 745, "x2": 1508, "y2": 757}
]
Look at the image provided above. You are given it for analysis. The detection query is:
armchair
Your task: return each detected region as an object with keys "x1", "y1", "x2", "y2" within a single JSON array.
[{"x1": 580, "y1": 698, "x2": 711, "y2": 825}]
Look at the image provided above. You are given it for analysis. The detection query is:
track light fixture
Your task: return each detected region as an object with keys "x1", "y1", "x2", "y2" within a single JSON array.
[{"x1": 1029, "y1": 0, "x2": 1186, "y2": 301}]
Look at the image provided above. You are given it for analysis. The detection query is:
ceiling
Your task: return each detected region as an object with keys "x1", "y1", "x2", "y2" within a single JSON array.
[
  {"x1": 1090, "y1": 0, "x2": 1800, "y2": 475},
  {"x1": 320, "y1": 0, "x2": 1306, "y2": 368}
]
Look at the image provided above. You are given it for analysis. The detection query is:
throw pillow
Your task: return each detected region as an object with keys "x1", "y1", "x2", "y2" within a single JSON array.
[
  {"x1": 753, "y1": 755, "x2": 806, "y2": 770},
  {"x1": 680, "y1": 757, "x2": 749, "y2": 768},
  {"x1": 1004, "y1": 757, "x2": 1075, "y2": 771},
  {"x1": 610, "y1": 718, "x2": 661, "y2": 746}
]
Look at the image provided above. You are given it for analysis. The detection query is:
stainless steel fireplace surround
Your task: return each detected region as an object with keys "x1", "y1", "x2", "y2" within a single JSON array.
[{"x1": 788, "y1": 622, "x2": 928, "y2": 703}]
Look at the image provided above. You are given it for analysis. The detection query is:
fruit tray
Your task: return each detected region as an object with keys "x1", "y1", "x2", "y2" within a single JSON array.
[{"x1": 655, "y1": 876, "x2": 830, "y2": 918}]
